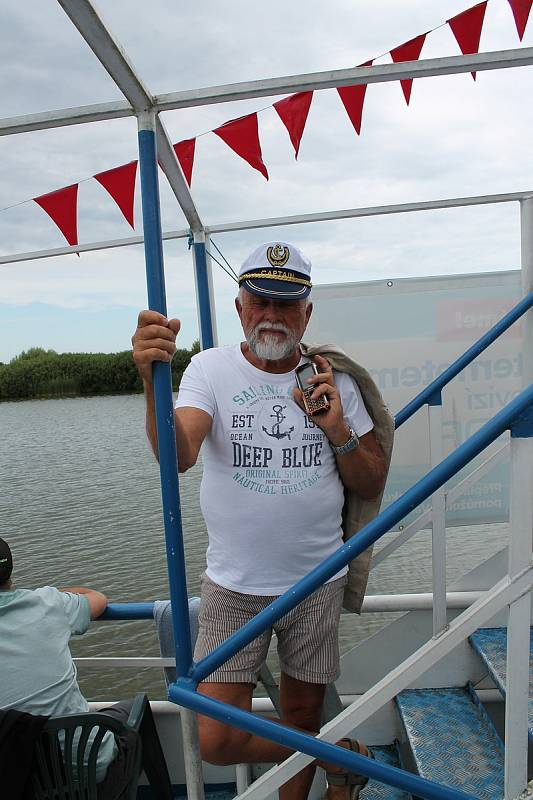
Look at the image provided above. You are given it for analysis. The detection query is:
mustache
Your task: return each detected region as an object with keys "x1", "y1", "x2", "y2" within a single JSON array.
[{"x1": 255, "y1": 322, "x2": 291, "y2": 335}]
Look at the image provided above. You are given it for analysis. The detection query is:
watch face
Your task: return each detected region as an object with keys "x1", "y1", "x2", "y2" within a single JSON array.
[{"x1": 333, "y1": 429, "x2": 358, "y2": 454}]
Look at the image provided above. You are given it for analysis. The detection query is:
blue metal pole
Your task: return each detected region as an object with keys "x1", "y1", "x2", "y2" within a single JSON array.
[
  {"x1": 193, "y1": 238, "x2": 215, "y2": 350},
  {"x1": 137, "y1": 112, "x2": 192, "y2": 678},
  {"x1": 395, "y1": 291, "x2": 533, "y2": 428},
  {"x1": 169, "y1": 684, "x2": 476, "y2": 800},
  {"x1": 101, "y1": 603, "x2": 154, "y2": 620},
  {"x1": 190, "y1": 385, "x2": 533, "y2": 683}
]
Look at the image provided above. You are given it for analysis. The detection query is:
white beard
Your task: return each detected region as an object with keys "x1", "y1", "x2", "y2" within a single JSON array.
[{"x1": 246, "y1": 322, "x2": 299, "y2": 361}]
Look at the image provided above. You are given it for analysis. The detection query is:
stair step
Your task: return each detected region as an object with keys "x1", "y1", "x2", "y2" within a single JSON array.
[
  {"x1": 396, "y1": 687, "x2": 504, "y2": 800},
  {"x1": 469, "y1": 627, "x2": 533, "y2": 739},
  {"x1": 361, "y1": 744, "x2": 409, "y2": 800}
]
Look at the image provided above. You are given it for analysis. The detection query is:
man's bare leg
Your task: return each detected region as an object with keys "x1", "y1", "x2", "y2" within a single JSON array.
[
  {"x1": 278, "y1": 672, "x2": 325, "y2": 800},
  {"x1": 197, "y1": 681, "x2": 295, "y2": 765},
  {"x1": 197, "y1": 680, "x2": 368, "y2": 800}
]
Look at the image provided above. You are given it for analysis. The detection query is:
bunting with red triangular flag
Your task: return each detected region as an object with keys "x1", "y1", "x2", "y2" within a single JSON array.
[
  {"x1": 390, "y1": 34, "x2": 427, "y2": 105},
  {"x1": 337, "y1": 60, "x2": 373, "y2": 135},
  {"x1": 213, "y1": 113, "x2": 269, "y2": 180},
  {"x1": 34, "y1": 184, "x2": 79, "y2": 250},
  {"x1": 14, "y1": 1, "x2": 533, "y2": 229},
  {"x1": 94, "y1": 161, "x2": 137, "y2": 229},
  {"x1": 273, "y1": 92, "x2": 313, "y2": 159},
  {"x1": 507, "y1": 0, "x2": 533, "y2": 40},
  {"x1": 173, "y1": 138, "x2": 196, "y2": 187},
  {"x1": 448, "y1": 1, "x2": 488, "y2": 80}
]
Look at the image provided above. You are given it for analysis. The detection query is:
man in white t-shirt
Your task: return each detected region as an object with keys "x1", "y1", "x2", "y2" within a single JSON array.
[{"x1": 132, "y1": 241, "x2": 386, "y2": 800}]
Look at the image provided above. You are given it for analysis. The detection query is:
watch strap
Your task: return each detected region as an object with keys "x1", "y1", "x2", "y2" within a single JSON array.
[{"x1": 330, "y1": 427, "x2": 359, "y2": 456}]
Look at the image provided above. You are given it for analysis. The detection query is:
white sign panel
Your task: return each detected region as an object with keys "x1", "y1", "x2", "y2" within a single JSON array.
[{"x1": 307, "y1": 271, "x2": 523, "y2": 527}]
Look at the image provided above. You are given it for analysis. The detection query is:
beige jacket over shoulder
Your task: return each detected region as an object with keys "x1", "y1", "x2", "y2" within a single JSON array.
[{"x1": 300, "y1": 342, "x2": 395, "y2": 613}]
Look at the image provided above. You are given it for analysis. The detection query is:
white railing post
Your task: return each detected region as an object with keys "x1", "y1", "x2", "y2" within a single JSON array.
[
  {"x1": 520, "y1": 197, "x2": 533, "y2": 388},
  {"x1": 236, "y1": 764, "x2": 253, "y2": 794},
  {"x1": 505, "y1": 200, "x2": 533, "y2": 799},
  {"x1": 504, "y1": 434, "x2": 533, "y2": 800},
  {"x1": 428, "y1": 399, "x2": 447, "y2": 636},
  {"x1": 180, "y1": 707, "x2": 206, "y2": 800},
  {"x1": 505, "y1": 198, "x2": 533, "y2": 800}
]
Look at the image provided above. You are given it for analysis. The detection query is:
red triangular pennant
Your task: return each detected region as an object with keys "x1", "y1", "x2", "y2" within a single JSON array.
[
  {"x1": 390, "y1": 34, "x2": 426, "y2": 105},
  {"x1": 94, "y1": 161, "x2": 137, "y2": 229},
  {"x1": 34, "y1": 184, "x2": 79, "y2": 249},
  {"x1": 448, "y1": 2, "x2": 488, "y2": 80},
  {"x1": 337, "y1": 60, "x2": 373, "y2": 135},
  {"x1": 507, "y1": 0, "x2": 533, "y2": 40},
  {"x1": 173, "y1": 138, "x2": 196, "y2": 186},
  {"x1": 213, "y1": 113, "x2": 269, "y2": 180},
  {"x1": 273, "y1": 91, "x2": 313, "y2": 159}
]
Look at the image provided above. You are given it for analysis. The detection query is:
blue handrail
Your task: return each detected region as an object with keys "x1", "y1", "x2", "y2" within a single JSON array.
[
  {"x1": 100, "y1": 603, "x2": 154, "y2": 620},
  {"x1": 394, "y1": 290, "x2": 533, "y2": 428},
  {"x1": 165, "y1": 385, "x2": 532, "y2": 800},
  {"x1": 169, "y1": 682, "x2": 476, "y2": 800},
  {"x1": 188, "y1": 384, "x2": 533, "y2": 683},
  {"x1": 99, "y1": 385, "x2": 532, "y2": 800},
  {"x1": 101, "y1": 386, "x2": 533, "y2": 639}
]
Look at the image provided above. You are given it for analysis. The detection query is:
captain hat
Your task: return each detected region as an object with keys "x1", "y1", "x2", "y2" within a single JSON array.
[{"x1": 238, "y1": 241, "x2": 312, "y2": 302}]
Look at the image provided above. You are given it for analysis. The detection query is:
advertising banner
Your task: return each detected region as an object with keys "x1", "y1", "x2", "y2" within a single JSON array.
[{"x1": 307, "y1": 271, "x2": 523, "y2": 527}]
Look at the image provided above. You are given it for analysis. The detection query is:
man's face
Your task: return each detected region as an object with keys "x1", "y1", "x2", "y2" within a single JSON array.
[{"x1": 236, "y1": 291, "x2": 312, "y2": 361}]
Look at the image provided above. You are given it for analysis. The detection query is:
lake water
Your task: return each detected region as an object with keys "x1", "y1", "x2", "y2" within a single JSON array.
[{"x1": 0, "y1": 394, "x2": 509, "y2": 701}]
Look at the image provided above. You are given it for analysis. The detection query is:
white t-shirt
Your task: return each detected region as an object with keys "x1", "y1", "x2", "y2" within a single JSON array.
[{"x1": 176, "y1": 344, "x2": 373, "y2": 594}]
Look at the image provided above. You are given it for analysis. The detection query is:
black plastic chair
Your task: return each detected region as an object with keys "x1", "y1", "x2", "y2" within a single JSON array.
[{"x1": 30, "y1": 693, "x2": 147, "y2": 800}]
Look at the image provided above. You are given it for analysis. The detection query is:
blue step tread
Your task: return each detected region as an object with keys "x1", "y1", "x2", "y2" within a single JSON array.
[
  {"x1": 361, "y1": 744, "x2": 409, "y2": 800},
  {"x1": 396, "y1": 687, "x2": 504, "y2": 800},
  {"x1": 469, "y1": 627, "x2": 533, "y2": 739}
]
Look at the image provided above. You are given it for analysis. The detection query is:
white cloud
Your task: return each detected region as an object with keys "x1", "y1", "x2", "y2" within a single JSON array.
[{"x1": 1, "y1": 0, "x2": 532, "y2": 361}]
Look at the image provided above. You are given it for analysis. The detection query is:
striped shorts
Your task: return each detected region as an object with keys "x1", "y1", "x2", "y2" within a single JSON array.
[{"x1": 194, "y1": 573, "x2": 347, "y2": 684}]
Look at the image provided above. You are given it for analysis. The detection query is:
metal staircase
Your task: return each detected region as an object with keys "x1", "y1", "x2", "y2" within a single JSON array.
[
  {"x1": 396, "y1": 685, "x2": 504, "y2": 799},
  {"x1": 360, "y1": 745, "x2": 408, "y2": 800},
  {"x1": 369, "y1": 626, "x2": 533, "y2": 800},
  {"x1": 470, "y1": 627, "x2": 533, "y2": 741}
]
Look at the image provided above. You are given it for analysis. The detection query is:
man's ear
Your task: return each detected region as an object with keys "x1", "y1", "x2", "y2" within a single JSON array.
[
  {"x1": 235, "y1": 296, "x2": 242, "y2": 316},
  {"x1": 305, "y1": 301, "x2": 313, "y2": 323}
]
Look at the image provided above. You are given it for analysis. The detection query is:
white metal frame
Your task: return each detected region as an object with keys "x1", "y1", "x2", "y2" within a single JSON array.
[
  {"x1": 5, "y1": 2, "x2": 532, "y2": 797},
  {"x1": 2, "y1": 190, "x2": 533, "y2": 266}
]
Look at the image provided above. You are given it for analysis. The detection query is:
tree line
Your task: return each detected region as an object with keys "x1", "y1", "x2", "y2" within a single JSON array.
[{"x1": 0, "y1": 343, "x2": 200, "y2": 401}]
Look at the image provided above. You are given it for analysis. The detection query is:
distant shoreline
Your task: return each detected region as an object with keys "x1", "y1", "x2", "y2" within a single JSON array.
[{"x1": 0, "y1": 343, "x2": 199, "y2": 402}]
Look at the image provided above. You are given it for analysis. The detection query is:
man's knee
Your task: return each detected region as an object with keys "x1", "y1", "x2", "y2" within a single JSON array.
[
  {"x1": 198, "y1": 716, "x2": 249, "y2": 765},
  {"x1": 196, "y1": 682, "x2": 254, "y2": 765},
  {"x1": 280, "y1": 674, "x2": 325, "y2": 733},
  {"x1": 282, "y1": 702, "x2": 321, "y2": 733}
]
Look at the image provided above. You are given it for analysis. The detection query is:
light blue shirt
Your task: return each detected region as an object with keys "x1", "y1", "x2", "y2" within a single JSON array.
[{"x1": 0, "y1": 586, "x2": 116, "y2": 782}]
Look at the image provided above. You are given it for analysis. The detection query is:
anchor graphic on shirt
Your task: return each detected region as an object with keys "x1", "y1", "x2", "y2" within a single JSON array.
[{"x1": 262, "y1": 404, "x2": 294, "y2": 440}]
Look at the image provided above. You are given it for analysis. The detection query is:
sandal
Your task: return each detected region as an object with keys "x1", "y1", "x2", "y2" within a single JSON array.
[{"x1": 325, "y1": 738, "x2": 374, "y2": 799}]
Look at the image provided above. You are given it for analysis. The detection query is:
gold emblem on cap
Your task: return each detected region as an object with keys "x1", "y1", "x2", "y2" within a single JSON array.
[{"x1": 266, "y1": 244, "x2": 290, "y2": 267}]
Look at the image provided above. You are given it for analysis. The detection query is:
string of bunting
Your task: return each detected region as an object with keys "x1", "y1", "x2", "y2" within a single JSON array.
[{"x1": 15, "y1": 0, "x2": 533, "y2": 249}]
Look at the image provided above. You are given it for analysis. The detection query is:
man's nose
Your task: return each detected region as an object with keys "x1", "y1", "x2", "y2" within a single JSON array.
[{"x1": 262, "y1": 300, "x2": 283, "y2": 319}]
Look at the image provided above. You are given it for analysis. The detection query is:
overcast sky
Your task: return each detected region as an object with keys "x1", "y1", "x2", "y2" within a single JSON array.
[{"x1": 1, "y1": 0, "x2": 532, "y2": 362}]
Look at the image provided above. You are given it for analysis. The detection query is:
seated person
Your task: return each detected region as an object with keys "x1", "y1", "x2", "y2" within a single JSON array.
[{"x1": 0, "y1": 537, "x2": 172, "y2": 800}]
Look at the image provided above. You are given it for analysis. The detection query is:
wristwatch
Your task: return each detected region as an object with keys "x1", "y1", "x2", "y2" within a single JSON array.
[{"x1": 330, "y1": 427, "x2": 359, "y2": 456}]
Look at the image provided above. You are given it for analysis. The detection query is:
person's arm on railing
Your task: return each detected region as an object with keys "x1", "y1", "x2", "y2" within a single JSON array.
[{"x1": 60, "y1": 586, "x2": 108, "y2": 619}]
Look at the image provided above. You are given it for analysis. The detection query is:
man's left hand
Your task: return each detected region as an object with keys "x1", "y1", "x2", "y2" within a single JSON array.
[{"x1": 292, "y1": 354, "x2": 352, "y2": 448}]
